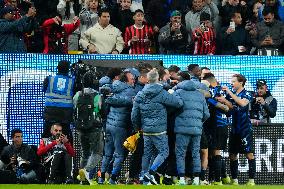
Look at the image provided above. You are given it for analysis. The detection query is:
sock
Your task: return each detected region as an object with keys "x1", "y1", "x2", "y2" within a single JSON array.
[
  {"x1": 208, "y1": 157, "x2": 214, "y2": 182},
  {"x1": 230, "y1": 160, "x2": 238, "y2": 179},
  {"x1": 248, "y1": 159, "x2": 256, "y2": 179},
  {"x1": 221, "y1": 158, "x2": 227, "y2": 178},
  {"x1": 179, "y1": 177, "x2": 185, "y2": 182},
  {"x1": 200, "y1": 169, "x2": 206, "y2": 181},
  {"x1": 101, "y1": 172, "x2": 105, "y2": 180},
  {"x1": 111, "y1": 174, "x2": 117, "y2": 181},
  {"x1": 214, "y1": 155, "x2": 222, "y2": 182}
]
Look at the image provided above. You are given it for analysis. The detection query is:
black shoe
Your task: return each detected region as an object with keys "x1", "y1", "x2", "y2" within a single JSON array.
[
  {"x1": 162, "y1": 177, "x2": 174, "y2": 185},
  {"x1": 65, "y1": 178, "x2": 74, "y2": 184}
]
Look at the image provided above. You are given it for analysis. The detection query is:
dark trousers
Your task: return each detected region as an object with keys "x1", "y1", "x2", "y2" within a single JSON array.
[
  {"x1": 49, "y1": 152, "x2": 72, "y2": 183},
  {"x1": 129, "y1": 135, "x2": 144, "y2": 178}
]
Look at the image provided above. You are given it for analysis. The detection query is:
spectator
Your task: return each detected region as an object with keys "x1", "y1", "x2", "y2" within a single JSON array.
[
  {"x1": 57, "y1": 0, "x2": 83, "y2": 51},
  {"x1": 174, "y1": 79, "x2": 210, "y2": 185},
  {"x1": 4, "y1": 0, "x2": 21, "y2": 19},
  {"x1": 42, "y1": 60, "x2": 75, "y2": 141},
  {"x1": 124, "y1": 9, "x2": 154, "y2": 54},
  {"x1": 219, "y1": 11, "x2": 251, "y2": 55},
  {"x1": 244, "y1": 2, "x2": 262, "y2": 39},
  {"x1": 200, "y1": 66, "x2": 211, "y2": 79},
  {"x1": 33, "y1": 0, "x2": 59, "y2": 25},
  {"x1": 0, "y1": 5, "x2": 36, "y2": 52},
  {"x1": 185, "y1": 0, "x2": 219, "y2": 33},
  {"x1": 192, "y1": 12, "x2": 216, "y2": 55},
  {"x1": 258, "y1": 0, "x2": 284, "y2": 22},
  {"x1": 218, "y1": 0, "x2": 249, "y2": 27},
  {"x1": 79, "y1": 0, "x2": 100, "y2": 36},
  {"x1": 251, "y1": 7, "x2": 284, "y2": 55},
  {"x1": 250, "y1": 79, "x2": 277, "y2": 124},
  {"x1": 37, "y1": 123, "x2": 75, "y2": 184},
  {"x1": 80, "y1": 8, "x2": 124, "y2": 54},
  {"x1": 158, "y1": 10, "x2": 189, "y2": 54},
  {"x1": 42, "y1": 14, "x2": 80, "y2": 54},
  {"x1": 130, "y1": 0, "x2": 143, "y2": 12},
  {"x1": 168, "y1": 65, "x2": 181, "y2": 81},
  {"x1": 131, "y1": 68, "x2": 183, "y2": 185},
  {"x1": 111, "y1": 0, "x2": 134, "y2": 35},
  {"x1": 1, "y1": 129, "x2": 38, "y2": 183}
]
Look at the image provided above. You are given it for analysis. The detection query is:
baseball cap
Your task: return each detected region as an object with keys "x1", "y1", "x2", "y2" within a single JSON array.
[
  {"x1": 170, "y1": 10, "x2": 181, "y2": 17},
  {"x1": 0, "y1": 5, "x2": 15, "y2": 17},
  {"x1": 256, "y1": 79, "x2": 267, "y2": 88}
]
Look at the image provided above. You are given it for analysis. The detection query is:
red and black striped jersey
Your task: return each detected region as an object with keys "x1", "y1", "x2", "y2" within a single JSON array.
[
  {"x1": 124, "y1": 24, "x2": 154, "y2": 54},
  {"x1": 192, "y1": 27, "x2": 216, "y2": 55}
]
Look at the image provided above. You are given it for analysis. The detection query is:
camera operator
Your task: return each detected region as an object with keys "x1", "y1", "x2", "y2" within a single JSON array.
[
  {"x1": 37, "y1": 123, "x2": 75, "y2": 184},
  {"x1": 0, "y1": 129, "x2": 37, "y2": 183},
  {"x1": 250, "y1": 79, "x2": 277, "y2": 124}
]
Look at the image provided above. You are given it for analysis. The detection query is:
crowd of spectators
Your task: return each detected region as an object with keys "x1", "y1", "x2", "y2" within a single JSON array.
[{"x1": 0, "y1": 0, "x2": 283, "y2": 55}]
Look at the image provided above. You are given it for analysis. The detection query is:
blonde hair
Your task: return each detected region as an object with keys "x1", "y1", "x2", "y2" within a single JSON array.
[{"x1": 147, "y1": 68, "x2": 159, "y2": 83}]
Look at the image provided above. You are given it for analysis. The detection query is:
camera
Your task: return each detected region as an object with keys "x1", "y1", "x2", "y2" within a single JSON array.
[{"x1": 55, "y1": 133, "x2": 62, "y2": 139}]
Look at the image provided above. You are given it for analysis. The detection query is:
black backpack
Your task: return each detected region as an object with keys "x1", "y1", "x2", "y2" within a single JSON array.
[{"x1": 74, "y1": 91, "x2": 102, "y2": 130}]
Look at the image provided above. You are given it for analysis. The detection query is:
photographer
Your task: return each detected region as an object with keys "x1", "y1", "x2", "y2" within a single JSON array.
[
  {"x1": 250, "y1": 79, "x2": 277, "y2": 124},
  {"x1": 0, "y1": 129, "x2": 37, "y2": 183},
  {"x1": 37, "y1": 123, "x2": 75, "y2": 184}
]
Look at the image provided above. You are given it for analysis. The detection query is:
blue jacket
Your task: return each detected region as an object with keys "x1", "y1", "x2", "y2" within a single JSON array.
[
  {"x1": 131, "y1": 83, "x2": 183, "y2": 133},
  {"x1": 45, "y1": 75, "x2": 74, "y2": 108},
  {"x1": 175, "y1": 80, "x2": 210, "y2": 135},
  {"x1": 106, "y1": 80, "x2": 136, "y2": 129},
  {"x1": 0, "y1": 16, "x2": 34, "y2": 53}
]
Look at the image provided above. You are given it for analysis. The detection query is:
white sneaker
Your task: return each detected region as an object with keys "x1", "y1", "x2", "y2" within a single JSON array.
[
  {"x1": 200, "y1": 180, "x2": 209, "y2": 185},
  {"x1": 192, "y1": 177, "x2": 200, "y2": 185},
  {"x1": 177, "y1": 178, "x2": 186, "y2": 185}
]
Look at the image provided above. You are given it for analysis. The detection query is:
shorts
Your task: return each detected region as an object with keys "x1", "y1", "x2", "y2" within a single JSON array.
[
  {"x1": 208, "y1": 126, "x2": 228, "y2": 150},
  {"x1": 200, "y1": 130, "x2": 208, "y2": 149},
  {"x1": 229, "y1": 131, "x2": 254, "y2": 154}
]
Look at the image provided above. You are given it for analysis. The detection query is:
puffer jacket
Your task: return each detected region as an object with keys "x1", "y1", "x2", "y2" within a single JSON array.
[
  {"x1": 131, "y1": 83, "x2": 183, "y2": 133},
  {"x1": 175, "y1": 80, "x2": 210, "y2": 135},
  {"x1": 106, "y1": 80, "x2": 136, "y2": 129}
]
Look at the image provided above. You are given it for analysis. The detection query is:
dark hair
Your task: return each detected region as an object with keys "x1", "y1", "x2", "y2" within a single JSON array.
[
  {"x1": 139, "y1": 68, "x2": 150, "y2": 77},
  {"x1": 200, "y1": 12, "x2": 211, "y2": 22},
  {"x1": 187, "y1": 64, "x2": 199, "y2": 72},
  {"x1": 230, "y1": 10, "x2": 241, "y2": 19},
  {"x1": 262, "y1": 6, "x2": 274, "y2": 16},
  {"x1": 82, "y1": 71, "x2": 99, "y2": 90},
  {"x1": 203, "y1": 72, "x2": 215, "y2": 80},
  {"x1": 158, "y1": 68, "x2": 166, "y2": 81},
  {"x1": 57, "y1": 60, "x2": 70, "y2": 74},
  {"x1": 11, "y1": 128, "x2": 23, "y2": 138},
  {"x1": 232, "y1": 74, "x2": 247, "y2": 86},
  {"x1": 136, "y1": 62, "x2": 153, "y2": 72},
  {"x1": 98, "y1": 7, "x2": 110, "y2": 17},
  {"x1": 179, "y1": 71, "x2": 191, "y2": 81},
  {"x1": 107, "y1": 68, "x2": 122, "y2": 80},
  {"x1": 168, "y1": 65, "x2": 180, "y2": 73},
  {"x1": 120, "y1": 71, "x2": 131, "y2": 83},
  {"x1": 134, "y1": 9, "x2": 144, "y2": 15}
]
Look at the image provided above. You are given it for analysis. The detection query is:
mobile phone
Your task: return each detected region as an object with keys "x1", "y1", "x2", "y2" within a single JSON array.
[{"x1": 229, "y1": 21, "x2": 235, "y2": 30}]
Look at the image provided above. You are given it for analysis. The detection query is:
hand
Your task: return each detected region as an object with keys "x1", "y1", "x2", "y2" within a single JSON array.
[
  {"x1": 226, "y1": 27, "x2": 235, "y2": 34},
  {"x1": 171, "y1": 22, "x2": 181, "y2": 32},
  {"x1": 261, "y1": 37, "x2": 273, "y2": 46},
  {"x1": 222, "y1": 0, "x2": 228, "y2": 6},
  {"x1": 10, "y1": 156, "x2": 17, "y2": 164},
  {"x1": 249, "y1": 28, "x2": 257, "y2": 37},
  {"x1": 56, "y1": 137, "x2": 61, "y2": 144},
  {"x1": 60, "y1": 134, "x2": 69, "y2": 144},
  {"x1": 73, "y1": 16, "x2": 79, "y2": 24},
  {"x1": 256, "y1": 97, "x2": 265, "y2": 105},
  {"x1": 153, "y1": 26, "x2": 159, "y2": 33},
  {"x1": 216, "y1": 96, "x2": 227, "y2": 103},
  {"x1": 26, "y1": 7, "x2": 36, "y2": 17},
  {"x1": 131, "y1": 36, "x2": 139, "y2": 43},
  {"x1": 88, "y1": 44, "x2": 97, "y2": 53},
  {"x1": 221, "y1": 86, "x2": 229, "y2": 92},
  {"x1": 240, "y1": 0, "x2": 246, "y2": 6},
  {"x1": 111, "y1": 50, "x2": 119, "y2": 54},
  {"x1": 53, "y1": 16, "x2": 61, "y2": 25}
]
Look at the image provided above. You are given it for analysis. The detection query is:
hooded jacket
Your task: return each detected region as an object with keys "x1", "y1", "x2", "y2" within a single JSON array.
[
  {"x1": 106, "y1": 80, "x2": 136, "y2": 129},
  {"x1": 175, "y1": 80, "x2": 210, "y2": 135},
  {"x1": 131, "y1": 83, "x2": 183, "y2": 133}
]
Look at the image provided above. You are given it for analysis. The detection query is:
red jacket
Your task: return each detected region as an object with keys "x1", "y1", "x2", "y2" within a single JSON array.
[
  {"x1": 37, "y1": 138, "x2": 75, "y2": 157},
  {"x1": 42, "y1": 18, "x2": 80, "y2": 54}
]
